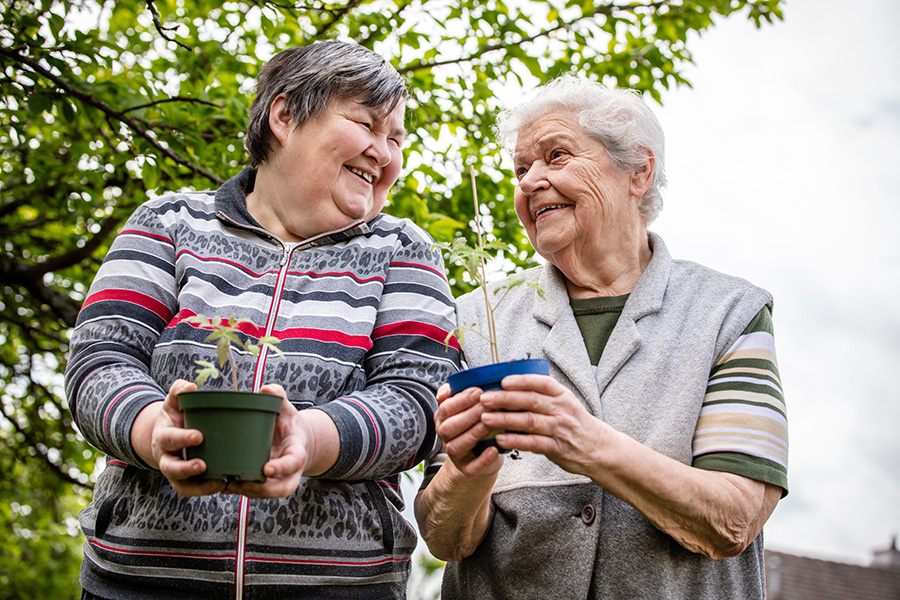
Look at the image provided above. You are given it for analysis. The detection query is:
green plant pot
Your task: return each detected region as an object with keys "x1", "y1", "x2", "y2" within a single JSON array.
[{"x1": 178, "y1": 390, "x2": 282, "y2": 482}]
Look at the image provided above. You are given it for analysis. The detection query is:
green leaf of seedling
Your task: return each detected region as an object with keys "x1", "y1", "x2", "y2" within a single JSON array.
[
  {"x1": 528, "y1": 279, "x2": 546, "y2": 300},
  {"x1": 184, "y1": 315, "x2": 213, "y2": 328},
  {"x1": 194, "y1": 360, "x2": 220, "y2": 387},
  {"x1": 259, "y1": 336, "x2": 286, "y2": 360},
  {"x1": 216, "y1": 336, "x2": 230, "y2": 367},
  {"x1": 222, "y1": 330, "x2": 243, "y2": 347}
]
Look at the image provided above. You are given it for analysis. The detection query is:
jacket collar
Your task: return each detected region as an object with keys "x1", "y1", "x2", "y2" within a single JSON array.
[{"x1": 532, "y1": 232, "x2": 671, "y2": 413}]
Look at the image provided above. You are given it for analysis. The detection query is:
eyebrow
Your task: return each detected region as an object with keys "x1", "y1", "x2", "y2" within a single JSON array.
[
  {"x1": 514, "y1": 130, "x2": 575, "y2": 162},
  {"x1": 363, "y1": 107, "x2": 407, "y2": 140},
  {"x1": 390, "y1": 124, "x2": 408, "y2": 139}
]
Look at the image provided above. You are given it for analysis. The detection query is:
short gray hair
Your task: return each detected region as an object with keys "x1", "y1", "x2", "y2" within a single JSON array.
[
  {"x1": 496, "y1": 74, "x2": 667, "y2": 224},
  {"x1": 245, "y1": 40, "x2": 408, "y2": 166}
]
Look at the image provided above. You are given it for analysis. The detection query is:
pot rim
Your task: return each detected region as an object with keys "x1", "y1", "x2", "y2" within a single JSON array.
[
  {"x1": 448, "y1": 357, "x2": 549, "y2": 393},
  {"x1": 178, "y1": 390, "x2": 282, "y2": 413}
]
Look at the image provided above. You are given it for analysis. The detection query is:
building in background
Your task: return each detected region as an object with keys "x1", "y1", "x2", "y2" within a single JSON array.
[{"x1": 766, "y1": 537, "x2": 900, "y2": 599}]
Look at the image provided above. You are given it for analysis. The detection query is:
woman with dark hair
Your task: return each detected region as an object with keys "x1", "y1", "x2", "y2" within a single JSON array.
[{"x1": 66, "y1": 40, "x2": 460, "y2": 599}]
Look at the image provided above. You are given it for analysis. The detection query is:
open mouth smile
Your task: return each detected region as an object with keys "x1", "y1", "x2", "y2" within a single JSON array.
[
  {"x1": 534, "y1": 204, "x2": 568, "y2": 219},
  {"x1": 346, "y1": 166, "x2": 374, "y2": 184}
]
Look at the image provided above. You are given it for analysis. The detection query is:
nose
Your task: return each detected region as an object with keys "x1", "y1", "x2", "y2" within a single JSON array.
[
  {"x1": 517, "y1": 162, "x2": 549, "y2": 196},
  {"x1": 365, "y1": 135, "x2": 392, "y2": 168}
]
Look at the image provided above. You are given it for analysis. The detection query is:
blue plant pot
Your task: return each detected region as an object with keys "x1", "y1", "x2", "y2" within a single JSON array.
[{"x1": 447, "y1": 358, "x2": 550, "y2": 455}]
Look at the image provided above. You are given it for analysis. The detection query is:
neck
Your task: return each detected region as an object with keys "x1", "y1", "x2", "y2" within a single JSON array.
[
  {"x1": 560, "y1": 230, "x2": 651, "y2": 299},
  {"x1": 245, "y1": 165, "x2": 304, "y2": 243}
]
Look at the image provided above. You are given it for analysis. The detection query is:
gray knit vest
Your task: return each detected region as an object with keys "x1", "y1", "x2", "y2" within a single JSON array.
[{"x1": 443, "y1": 233, "x2": 773, "y2": 600}]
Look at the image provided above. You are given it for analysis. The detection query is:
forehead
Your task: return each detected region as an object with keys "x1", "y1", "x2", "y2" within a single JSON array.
[{"x1": 513, "y1": 110, "x2": 584, "y2": 160}]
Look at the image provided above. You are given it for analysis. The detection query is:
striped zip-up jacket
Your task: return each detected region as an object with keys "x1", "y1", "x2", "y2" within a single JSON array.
[{"x1": 65, "y1": 168, "x2": 460, "y2": 599}]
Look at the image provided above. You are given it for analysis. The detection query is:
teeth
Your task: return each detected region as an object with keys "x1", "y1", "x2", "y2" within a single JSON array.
[
  {"x1": 348, "y1": 166, "x2": 374, "y2": 184},
  {"x1": 536, "y1": 204, "x2": 566, "y2": 217}
]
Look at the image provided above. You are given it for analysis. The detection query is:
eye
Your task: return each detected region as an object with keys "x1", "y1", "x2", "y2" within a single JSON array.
[
  {"x1": 359, "y1": 121, "x2": 373, "y2": 130},
  {"x1": 514, "y1": 166, "x2": 528, "y2": 180},
  {"x1": 549, "y1": 148, "x2": 567, "y2": 161}
]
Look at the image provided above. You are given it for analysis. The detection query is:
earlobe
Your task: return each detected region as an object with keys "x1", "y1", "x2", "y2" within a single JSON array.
[{"x1": 268, "y1": 94, "x2": 293, "y2": 146}]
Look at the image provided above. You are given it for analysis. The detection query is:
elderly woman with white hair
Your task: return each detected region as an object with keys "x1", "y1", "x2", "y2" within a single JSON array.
[{"x1": 414, "y1": 74, "x2": 789, "y2": 599}]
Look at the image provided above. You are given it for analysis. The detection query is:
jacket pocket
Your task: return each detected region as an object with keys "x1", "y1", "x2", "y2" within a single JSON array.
[{"x1": 363, "y1": 480, "x2": 395, "y2": 555}]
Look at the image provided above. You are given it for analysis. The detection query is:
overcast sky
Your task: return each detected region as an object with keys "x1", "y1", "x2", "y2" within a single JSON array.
[{"x1": 651, "y1": 0, "x2": 900, "y2": 563}]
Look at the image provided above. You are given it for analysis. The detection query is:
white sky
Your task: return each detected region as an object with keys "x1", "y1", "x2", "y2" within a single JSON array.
[
  {"x1": 403, "y1": 0, "x2": 900, "y2": 579},
  {"x1": 651, "y1": 0, "x2": 900, "y2": 564}
]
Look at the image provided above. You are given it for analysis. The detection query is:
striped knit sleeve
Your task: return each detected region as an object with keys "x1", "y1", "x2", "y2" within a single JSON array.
[
  {"x1": 64, "y1": 200, "x2": 178, "y2": 468},
  {"x1": 692, "y1": 305, "x2": 789, "y2": 495},
  {"x1": 316, "y1": 220, "x2": 461, "y2": 480}
]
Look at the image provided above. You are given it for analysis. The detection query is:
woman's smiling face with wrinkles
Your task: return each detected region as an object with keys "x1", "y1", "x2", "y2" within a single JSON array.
[
  {"x1": 512, "y1": 110, "x2": 644, "y2": 273},
  {"x1": 274, "y1": 94, "x2": 406, "y2": 239}
]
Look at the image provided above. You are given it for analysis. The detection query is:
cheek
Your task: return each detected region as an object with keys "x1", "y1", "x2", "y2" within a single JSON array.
[
  {"x1": 513, "y1": 190, "x2": 533, "y2": 229},
  {"x1": 381, "y1": 151, "x2": 403, "y2": 190}
]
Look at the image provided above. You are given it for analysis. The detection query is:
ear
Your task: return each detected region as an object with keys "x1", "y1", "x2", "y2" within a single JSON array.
[
  {"x1": 268, "y1": 93, "x2": 293, "y2": 147},
  {"x1": 630, "y1": 151, "x2": 655, "y2": 199}
]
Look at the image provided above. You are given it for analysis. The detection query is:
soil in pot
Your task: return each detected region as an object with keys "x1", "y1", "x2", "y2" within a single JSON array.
[
  {"x1": 447, "y1": 358, "x2": 550, "y2": 456},
  {"x1": 178, "y1": 390, "x2": 282, "y2": 482}
]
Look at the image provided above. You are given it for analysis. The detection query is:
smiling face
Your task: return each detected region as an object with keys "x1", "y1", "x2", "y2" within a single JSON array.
[
  {"x1": 512, "y1": 110, "x2": 652, "y2": 294},
  {"x1": 252, "y1": 94, "x2": 406, "y2": 241}
]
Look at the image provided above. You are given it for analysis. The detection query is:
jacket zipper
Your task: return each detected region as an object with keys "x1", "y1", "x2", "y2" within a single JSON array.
[
  {"x1": 234, "y1": 242, "x2": 295, "y2": 600},
  {"x1": 221, "y1": 216, "x2": 367, "y2": 599}
]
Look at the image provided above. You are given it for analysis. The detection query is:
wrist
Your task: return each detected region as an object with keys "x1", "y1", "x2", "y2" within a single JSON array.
[
  {"x1": 132, "y1": 401, "x2": 163, "y2": 469},
  {"x1": 296, "y1": 408, "x2": 340, "y2": 476}
]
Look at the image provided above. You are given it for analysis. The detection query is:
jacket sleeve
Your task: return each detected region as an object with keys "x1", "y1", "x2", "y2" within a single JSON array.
[
  {"x1": 316, "y1": 225, "x2": 461, "y2": 480},
  {"x1": 64, "y1": 203, "x2": 176, "y2": 469}
]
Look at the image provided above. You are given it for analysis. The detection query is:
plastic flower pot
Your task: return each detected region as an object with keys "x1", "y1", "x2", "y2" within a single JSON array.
[
  {"x1": 447, "y1": 358, "x2": 550, "y2": 456},
  {"x1": 178, "y1": 391, "x2": 282, "y2": 482}
]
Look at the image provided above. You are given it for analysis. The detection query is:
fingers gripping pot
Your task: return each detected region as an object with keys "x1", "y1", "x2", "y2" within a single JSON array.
[{"x1": 447, "y1": 358, "x2": 549, "y2": 456}]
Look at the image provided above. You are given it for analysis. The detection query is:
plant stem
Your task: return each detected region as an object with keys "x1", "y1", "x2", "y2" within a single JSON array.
[
  {"x1": 229, "y1": 349, "x2": 239, "y2": 391},
  {"x1": 470, "y1": 166, "x2": 499, "y2": 363}
]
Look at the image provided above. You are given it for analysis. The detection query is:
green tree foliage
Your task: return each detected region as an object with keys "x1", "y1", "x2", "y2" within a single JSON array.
[{"x1": 0, "y1": 0, "x2": 782, "y2": 595}]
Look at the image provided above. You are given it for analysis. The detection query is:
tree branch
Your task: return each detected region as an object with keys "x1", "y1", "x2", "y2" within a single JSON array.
[
  {"x1": 123, "y1": 96, "x2": 224, "y2": 114},
  {"x1": 0, "y1": 46, "x2": 224, "y2": 185},
  {"x1": 0, "y1": 254, "x2": 82, "y2": 327},
  {"x1": 0, "y1": 403, "x2": 93, "y2": 491},
  {"x1": 312, "y1": 0, "x2": 366, "y2": 39},
  {"x1": 0, "y1": 310, "x2": 70, "y2": 345},
  {"x1": 145, "y1": 0, "x2": 194, "y2": 51},
  {"x1": 35, "y1": 215, "x2": 123, "y2": 276},
  {"x1": 259, "y1": 0, "x2": 342, "y2": 12},
  {"x1": 398, "y1": 0, "x2": 670, "y2": 74}
]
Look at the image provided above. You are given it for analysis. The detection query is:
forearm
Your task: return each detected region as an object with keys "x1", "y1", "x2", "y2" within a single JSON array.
[
  {"x1": 585, "y1": 427, "x2": 778, "y2": 558},
  {"x1": 66, "y1": 355, "x2": 165, "y2": 467},
  {"x1": 414, "y1": 459, "x2": 496, "y2": 561}
]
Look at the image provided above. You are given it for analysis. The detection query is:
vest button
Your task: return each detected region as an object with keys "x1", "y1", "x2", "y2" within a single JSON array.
[{"x1": 581, "y1": 504, "x2": 596, "y2": 525}]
